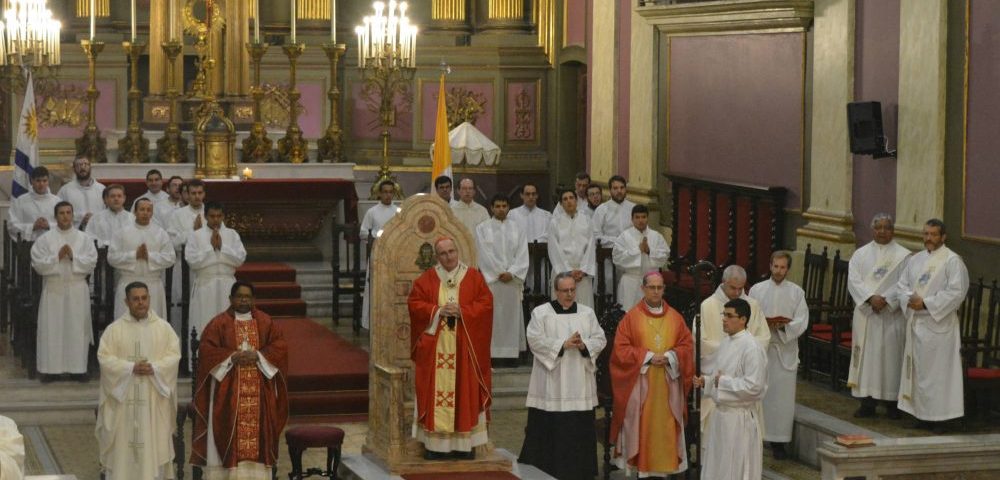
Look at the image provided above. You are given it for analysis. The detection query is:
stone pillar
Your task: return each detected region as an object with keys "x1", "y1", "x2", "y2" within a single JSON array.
[
  {"x1": 894, "y1": 0, "x2": 947, "y2": 247},
  {"x1": 224, "y1": 0, "x2": 251, "y2": 96},
  {"x1": 429, "y1": 0, "x2": 471, "y2": 32},
  {"x1": 589, "y1": 0, "x2": 617, "y2": 183},
  {"x1": 795, "y1": 0, "x2": 857, "y2": 255},
  {"x1": 627, "y1": 4, "x2": 660, "y2": 225}
]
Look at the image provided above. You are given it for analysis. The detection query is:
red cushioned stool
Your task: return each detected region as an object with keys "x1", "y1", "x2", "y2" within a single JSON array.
[{"x1": 285, "y1": 426, "x2": 345, "y2": 479}]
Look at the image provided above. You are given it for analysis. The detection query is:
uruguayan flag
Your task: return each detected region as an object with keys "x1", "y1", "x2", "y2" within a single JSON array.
[{"x1": 12, "y1": 71, "x2": 38, "y2": 198}]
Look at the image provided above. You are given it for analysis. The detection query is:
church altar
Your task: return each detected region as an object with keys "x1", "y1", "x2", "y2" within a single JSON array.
[{"x1": 100, "y1": 174, "x2": 358, "y2": 262}]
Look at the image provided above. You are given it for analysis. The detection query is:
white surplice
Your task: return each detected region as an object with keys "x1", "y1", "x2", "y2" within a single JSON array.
[
  {"x1": 31, "y1": 226, "x2": 98, "y2": 374},
  {"x1": 57, "y1": 178, "x2": 105, "y2": 228},
  {"x1": 0, "y1": 415, "x2": 25, "y2": 480},
  {"x1": 847, "y1": 240, "x2": 911, "y2": 400},
  {"x1": 701, "y1": 329, "x2": 767, "y2": 480},
  {"x1": 749, "y1": 278, "x2": 809, "y2": 442},
  {"x1": 552, "y1": 194, "x2": 591, "y2": 219},
  {"x1": 360, "y1": 203, "x2": 400, "y2": 330},
  {"x1": 696, "y1": 286, "x2": 770, "y2": 434},
  {"x1": 591, "y1": 199, "x2": 637, "y2": 247},
  {"x1": 450, "y1": 199, "x2": 490, "y2": 235},
  {"x1": 132, "y1": 190, "x2": 170, "y2": 210},
  {"x1": 96, "y1": 311, "x2": 180, "y2": 480},
  {"x1": 509, "y1": 205, "x2": 552, "y2": 243},
  {"x1": 546, "y1": 212, "x2": 597, "y2": 308},
  {"x1": 896, "y1": 246, "x2": 969, "y2": 421},
  {"x1": 87, "y1": 209, "x2": 136, "y2": 247},
  {"x1": 612, "y1": 226, "x2": 669, "y2": 310},
  {"x1": 153, "y1": 199, "x2": 183, "y2": 230},
  {"x1": 185, "y1": 226, "x2": 247, "y2": 335},
  {"x1": 7, "y1": 190, "x2": 60, "y2": 240},
  {"x1": 476, "y1": 217, "x2": 530, "y2": 358},
  {"x1": 166, "y1": 205, "x2": 205, "y2": 251},
  {"x1": 109, "y1": 222, "x2": 176, "y2": 320},
  {"x1": 525, "y1": 302, "x2": 607, "y2": 411}
]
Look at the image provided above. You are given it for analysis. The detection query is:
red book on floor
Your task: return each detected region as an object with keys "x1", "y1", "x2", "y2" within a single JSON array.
[{"x1": 836, "y1": 434, "x2": 875, "y2": 448}]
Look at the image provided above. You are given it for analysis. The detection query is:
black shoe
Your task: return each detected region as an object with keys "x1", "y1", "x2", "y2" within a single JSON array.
[
  {"x1": 423, "y1": 450, "x2": 447, "y2": 461},
  {"x1": 74, "y1": 373, "x2": 90, "y2": 383},
  {"x1": 884, "y1": 402, "x2": 902, "y2": 420},
  {"x1": 452, "y1": 450, "x2": 475, "y2": 460},
  {"x1": 771, "y1": 442, "x2": 788, "y2": 460},
  {"x1": 854, "y1": 399, "x2": 877, "y2": 418},
  {"x1": 39, "y1": 374, "x2": 56, "y2": 384}
]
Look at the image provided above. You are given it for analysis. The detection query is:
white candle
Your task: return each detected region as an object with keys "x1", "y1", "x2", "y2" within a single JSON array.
[
  {"x1": 330, "y1": 0, "x2": 336, "y2": 43},
  {"x1": 254, "y1": 0, "x2": 260, "y2": 43},
  {"x1": 89, "y1": 0, "x2": 96, "y2": 41},
  {"x1": 355, "y1": 26, "x2": 362, "y2": 66},
  {"x1": 130, "y1": 0, "x2": 136, "y2": 42},
  {"x1": 169, "y1": 0, "x2": 177, "y2": 41},
  {"x1": 290, "y1": 0, "x2": 296, "y2": 44}
]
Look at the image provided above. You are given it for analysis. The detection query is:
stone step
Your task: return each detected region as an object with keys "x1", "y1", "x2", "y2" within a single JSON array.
[
  {"x1": 491, "y1": 386, "x2": 528, "y2": 411},
  {"x1": 490, "y1": 367, "x2": 532, "y2": 388}
]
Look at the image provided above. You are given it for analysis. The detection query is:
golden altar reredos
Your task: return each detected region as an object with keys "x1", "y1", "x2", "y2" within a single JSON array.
[
  {"x1": 364, "y1": 194, "x2": 512, "y2": 475},
  {"x1": 193, "y1": 101, "x2": 237, "y2": 179}
]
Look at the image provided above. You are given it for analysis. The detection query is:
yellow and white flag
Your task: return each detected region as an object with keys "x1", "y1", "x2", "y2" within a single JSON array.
[{"x1": 430, "y1": 73, "x2": 452, "y2": 187}]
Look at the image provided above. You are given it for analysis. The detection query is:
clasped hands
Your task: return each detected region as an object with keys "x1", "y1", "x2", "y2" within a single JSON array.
[
  {"x1": 132, "y1": 360, "x2": 154, "y2": 376},
  {"x1": 907, "y1": 293, "x2": 926, "y2": 311},
  {"x1": 33, "y1": 217, "x2": 49, "y2": 231},
  {"x1": 868, "y1": 294, "x2": 888, "y2": 312},
  {"x1": 562, "y1": 331, "x2": 587, "y2": 351},
  {"x1": 233, "y1": 350, "x2": 258, "y2": 366},
  {"x1": 648, "y1": 352, "x2": 669, "y2": 367},
  {"x1": 136, "y1": 243, "x2": 149, "y2": 260},
  {"x1": 498, "y1": 272, "x2": 514, "y2": 283},
  {"x1": 639, "y1": 237, "x2": 650, "y2": 255},
  {"x1": 692, "y1": 372, "x2": 721, "y2": 389},
  {"x1": 57, "y1": 244, "x2": 73, "y2": 261},
  {"x1": 210, "y1": 229, "x2": 223, "y2": 250}
]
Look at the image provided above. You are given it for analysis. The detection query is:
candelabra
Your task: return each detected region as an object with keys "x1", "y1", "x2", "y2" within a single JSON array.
[
  {"x1": 316, "y1": 43, "x2": 346, "y2": 163},
  {"x1": 277, "y1": 43, "x2": 308, "y2": 163},
  {"x1": 117, "y1": 41, "x2": 148, "y2": 163},
  {"x1": 156, "y1": 40, "x2": 187, "y2": 163},
  {"x1": 75, "y1": 39, "x2": 107, "y2": 163},
  {"x1": 241, "y1": 41, "x2": 271, "y2": 163},
  {"x1": 356, "y1": 0, "x2": 418, "y2": 198}
]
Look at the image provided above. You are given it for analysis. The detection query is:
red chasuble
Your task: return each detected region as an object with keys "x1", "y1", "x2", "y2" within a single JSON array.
[
  {"x1": 609, "y1": 301, "x2": 694, "y2": 469},
  {"x1": 408, "y1": 265, "x2": 493, "y2": 437},
  {"x1": 191, "y1": 308, "x2": 289, "y2": 468}
]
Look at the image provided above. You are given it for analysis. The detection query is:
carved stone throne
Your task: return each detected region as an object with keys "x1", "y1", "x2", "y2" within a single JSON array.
[{"x1": 362, "y1": 194, "x2": 512, "y2": 474}]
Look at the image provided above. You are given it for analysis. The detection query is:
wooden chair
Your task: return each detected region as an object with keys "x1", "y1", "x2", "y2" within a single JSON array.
[
  {"x1": 799, "y1": 244, "x2": 831, "y2": 381},
  {"x1": 685, "y1": 260, "x2": 719, "y2": 479},
  {"x1": 595, "y1": 242, "x2": 619, "y2": 317},
  {"x1": 331, "y1": 220, "x2": 364, "y2": 334},
  {"x1": 1, "y1": 221, "x2": 12, "y2": 336},
  {"x1": 963, "y1": 280, "x2": 1000, "y2": 418},
  {"x1": 522, "y1": 241, "x2": 551, "y2": 329},
  {"x1": 594, "y1": 301, "x2": 625, "y2": 480}
]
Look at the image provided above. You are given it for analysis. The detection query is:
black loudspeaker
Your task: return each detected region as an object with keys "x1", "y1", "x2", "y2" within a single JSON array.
[{"x1": 847, "y1": 101, "x2": 886, "y2": 155}]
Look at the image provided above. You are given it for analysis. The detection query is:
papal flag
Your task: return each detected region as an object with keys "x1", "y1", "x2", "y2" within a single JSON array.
[
  {"x1": 430, "y1": 73, "x2": 452, "y2": 188},
  {"x1": 12, "y1": 71, "x2": 38, "y2": 198}
]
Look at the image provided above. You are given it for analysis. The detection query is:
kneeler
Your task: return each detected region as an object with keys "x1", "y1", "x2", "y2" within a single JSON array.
[{"x1": 285, "y1": 425, "x2": 345, "y2": 479}]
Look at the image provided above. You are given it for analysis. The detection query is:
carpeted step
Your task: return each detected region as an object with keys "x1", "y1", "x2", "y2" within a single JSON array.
[
  {"x1": 236, "y1": 262, "x2": 297, "y2": 283},
  {"x1": 277, "y1": 317, "x2": 369, "y2": 417},
  {"x1": 252, "y1": 282, "x2": 302, "y2": 300},
  {"x1": 255, "y1": 299, "x2": 308, "y2": 318}
]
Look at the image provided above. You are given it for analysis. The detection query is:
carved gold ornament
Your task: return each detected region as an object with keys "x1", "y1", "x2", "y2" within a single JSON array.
[
  {"x1": 445, "y1": 86, "x2": 486, "y2": 129},
  {"x1": 514, "y1": 87, "x2": 533, "y2": 140},
  {"x1": 38, "y1": 85, "x2": 87, "y2": 128},
  {"x1": 151, "y1": 105, "x2": 171, "y2": 120},
  {"x1": 183, "y1": 0, "x2": 226, "y2": 38},
  {"x1": 260, "y1": 83, "x2": 307, "y2": 128}
]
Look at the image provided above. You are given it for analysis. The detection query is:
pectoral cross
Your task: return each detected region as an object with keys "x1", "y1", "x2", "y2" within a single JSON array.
[{"x1": 127, "y1": 340, "x2": 147, "y2": 462}]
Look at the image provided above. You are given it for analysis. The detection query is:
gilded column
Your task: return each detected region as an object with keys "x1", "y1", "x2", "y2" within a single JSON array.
[
  {"x1": 795, "y1": 0, "x2": 857, "y2": 254},
  {"x1": 149, "y1": 0, "x2": 167, "y2": 95},
  {"x1": 429, "y1": 0, "x2": 471, "y2": 32},
  {"x1": 224, "y1": 0, "x2": 251, "y2": 96},
  {"x1": 894, "y1": 0, "x2": 947, "y2": 246},
  {"x1": 477, "y1": 0, "x2": 531, "y2": 32},
  {"x1": 589, "y1": 0, "x2": 616, "y2": 182},
  {"x1": 210, "y1": 21, "x2": 224, "y2": 96}
]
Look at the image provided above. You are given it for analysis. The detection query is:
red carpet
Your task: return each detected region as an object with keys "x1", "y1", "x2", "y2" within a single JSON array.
[
  {"x1": 402, "y1": 472, "x2": 517, "y2": 480},
  {"x1": 236, "y1": 263, "x2": 369, "y2": 419}
]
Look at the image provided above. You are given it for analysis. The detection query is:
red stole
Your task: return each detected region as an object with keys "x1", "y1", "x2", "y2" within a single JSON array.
[
  {"x1": 191, "y1": 308, "x2": 289, "y2": 468},
  {"x1": 408, "y1": 266, "x2": 493, "y2": 434},
  {"x1": 608, "y1": 301, "x2": 694, "y2": 449}
]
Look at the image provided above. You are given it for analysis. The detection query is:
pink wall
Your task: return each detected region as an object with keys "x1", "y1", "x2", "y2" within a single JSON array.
[
  {"x1": 615, "y1": 0, "x2": 631, "y2": 179},
  {"x1": 852, "y1": 0, "x2": 900, "y2": 245},
  {"x1": 666, "y1": 33, "x2": 805, "y2": 209},
  {"x1": 965, "y1": 0, "x2": 1000, "y2": 240},
  {"x1": 566, "y1": 0, "x2": 587, "y2": 47}
]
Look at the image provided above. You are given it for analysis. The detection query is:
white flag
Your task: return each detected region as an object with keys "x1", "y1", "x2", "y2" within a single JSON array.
[{"x1": 12, "y1": 71, "x2": 38, "y2": 198}]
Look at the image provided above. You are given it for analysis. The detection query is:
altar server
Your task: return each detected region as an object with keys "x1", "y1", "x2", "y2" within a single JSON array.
[
  {"x1": 546, "y1": 189, "x2": 596, "y2": 308},
  {"x1": 749, "y1": 251, "x2": 808, "y2": 460},
  {"x1": 57, "y1": 155, "x2": 105, "y2": 230},
  {"x1": 476, "y1": 194, "x2": 530, "y2": 362},
  {"x1": 508, "y1": 182, "x2": 551, "y2": 243},
  {"x1": 591, "y1": 175, "x2": 636, "y2": 247},
  {"x1": 167, "y1": 179, "x2": 206, "y2": 250},
  {"x1": 185, "y1": 201, "x2": 247, "y2": 335},
  {"x1": 451, "y1": 177, "x2": 489, "y2": 234},
  {"x1": 553, "y1": 171, "x2": 590, "y2": 219},
  {"x1": 360, "y1": 180, "x2": 400, "y2": 329},
  {"x1": 87, "y1": 184, "x2": 135, "y2": 247},
  {"x1": 7, "y1": 166, "x2": 60, "y2": 240},
  {"x1": 612, "y1": 204, "x2": 669, "y2": 309},
  {"x1": 108, "y1": 198, "x2": 176, "y2": 320}
]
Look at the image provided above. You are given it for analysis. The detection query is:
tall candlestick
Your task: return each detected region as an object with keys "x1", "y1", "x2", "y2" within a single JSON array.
[
  {"x1": 254, "y1": 0, "x2": 260, "y2": 43},
  {"x1": 130, "y1": 0, "x2": 137, "y2": 41},
  {"x1": 89, "y1": 0, "x2": 96, "y2": 40},
  {"x1": 291, "y1": 0, "x2": 297, "y2": 44},
  {"x1": 207, "y1": 0, "x2": 213, "y2": 32},
  {"x1": 169, "y1": 0, "x2": 176, "y2": 40},
  {"x1": 330, "y1": 0, "x2": 336, "y2": 42}
]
